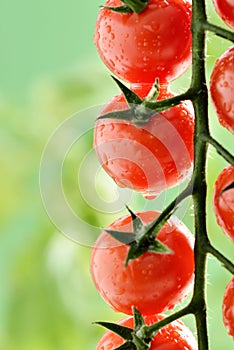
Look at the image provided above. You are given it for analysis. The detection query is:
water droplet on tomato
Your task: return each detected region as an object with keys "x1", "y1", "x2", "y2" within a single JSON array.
[{"x1": 106, "y1": 25, "x2": 111, "y2": 33}]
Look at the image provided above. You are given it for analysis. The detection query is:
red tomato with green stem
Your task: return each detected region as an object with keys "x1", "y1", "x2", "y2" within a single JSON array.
[
  {"x1": 222, "y1": 277, "x2": 234, "y2": 339},
  {"x1": 210, "y1": 46, "x2": 234, "y2": 134},
  {"x1": 94, "y1": 84, "x2": 194, "y2": 199},
  {"x1": 90, "y1": 210, "x2": 194, "y2": 316},
  {"x1": 96, "y1": 314, "x2": 198, "y2": 349},
  {"x1": 213, "y1": 164, "x2": 234, "y2": 242},
  {"x1": 94, "y1": 0, "x2": 192, "y2": 84},
  {"x1": 212, "y1": 0, "x2": 234, "y2": 31}
]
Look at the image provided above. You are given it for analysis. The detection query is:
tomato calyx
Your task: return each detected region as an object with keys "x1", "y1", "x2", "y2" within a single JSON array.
[
  {"x1": 104, "y1": 206, "x2": 173, "y2": 266},
  {"x1": 101, "y1": 0, "x2": 150, "y2": 14},
  {"x1": 98, "y1": 77, "x2": 170, "y2": 126},
  {"x1": 95, "y1": 307, "x2": 152, "y2": 350}
]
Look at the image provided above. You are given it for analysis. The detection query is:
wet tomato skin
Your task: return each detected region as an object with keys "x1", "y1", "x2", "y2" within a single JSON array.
[
  {"x1": 94, "y1": 0, "x2": 192, "y2": 84},
  {"x1": 96, "y1": 314, "x2": 198, "y2": 350},
  {"x1": 213, "y1": 165, "x2": 234, "y2": 242},
  {"x1": 90, "y1": 211, "x2": 194, "y2": 316},
  {"x1": 223, "y1": 277, "x2": 234, "y2": 339},
  {"x1": 212, "y1": 0, "x2": 234, "y2": 30},
  {"x1": 94, "y1": 85, "x2": 194, "y2": 199},
  {"x1": 210, "y1": 46, "x2": 234, "y2": 134}
]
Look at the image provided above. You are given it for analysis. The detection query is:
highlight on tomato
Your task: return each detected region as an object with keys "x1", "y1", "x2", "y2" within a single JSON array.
[
  {"x1": 222, "y1": 277, "x2": 234, "y2": 339},
  {"x1": 96, "y1": 314, "x2": 198, "y2": 350},
  {"x1": 94, "y1": 85, "x2": 194, "y2": 199},
  {"x1": 210, "y1": 46, "x2": 234, "y2": 134},
  {"x1": 213, "y1": 164, "x2": 234, "y2": 242},
  {"x1": 212, "y1": 0, "x2": 234, "y2": 31},
  {"x1": 90, "y1": 210, "x2": 194, "y2": 316},
  {"x1": 94, "y1": 0, "x2": 192, "y2": 84}
]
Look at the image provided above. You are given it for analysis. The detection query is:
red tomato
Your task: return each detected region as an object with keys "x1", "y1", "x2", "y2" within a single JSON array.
[
  {"x1": 210, "y1": 46, "x2": 234, "y2": 134},
  {"x1": 94, "y1": 85, "x2": 194, "y2": 199},
  {"x1": 213, "y1": 165, "x2": 234, "y2": 242},
  {"x1": 223, "y1": 277, "x2": 234, "y2": 339},
  {"x1": 96, "y1": 314, "x2": 198, "y2": 349},
  {"x1": 90, "y1": 211, "x2": 194, "y2": 315},
  {"x1": 212, "y1": 0, "x2": 234, "y2": 30},
  {"x1": 94, "y1": 0, "x2": 192, "y2": 84}
]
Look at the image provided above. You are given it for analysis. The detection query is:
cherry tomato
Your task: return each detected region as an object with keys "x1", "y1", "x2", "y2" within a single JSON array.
[
  {"x1": 213, "y1": 165, "x2": 234, "y2": 242},
  {"x1": 212, "y1": 0, "x2": 234, "y2": 31},
  {"x1": 222, "y1": 277, "x2": 234, "y2": 339},
  {"x1": 96, "y1": 314, "x2": 198, "y2": 349},
  {"x1": 90, "y1": 211, "x2": 194, "y2": 315},
  {"x1": 210, "y1": 46, "x2": 234, "y2": 134},
  {"x1": 94, "y1": 85, "x2": 194, "y2": 199},
  {"x1": 94, "y1": 0, "x2": 192, "y2": 84}
]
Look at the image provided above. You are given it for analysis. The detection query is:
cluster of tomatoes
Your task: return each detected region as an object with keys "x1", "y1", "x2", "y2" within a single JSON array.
[
  {"x1": 211, "y1": 0, "x2": 234, "y2": 343},
  {"x1": 89, "y1": 0, "x2": 234, "y2": 348}
]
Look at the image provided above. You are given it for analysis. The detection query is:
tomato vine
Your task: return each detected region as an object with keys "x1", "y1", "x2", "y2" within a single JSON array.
[{"x1": 91, "y1": 0, "x2": 234, "y2": 349}]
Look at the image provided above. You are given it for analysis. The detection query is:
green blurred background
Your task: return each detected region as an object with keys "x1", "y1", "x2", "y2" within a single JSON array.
[{"x1": 0, "y1": 0, "x2": 233, "y2": 349}]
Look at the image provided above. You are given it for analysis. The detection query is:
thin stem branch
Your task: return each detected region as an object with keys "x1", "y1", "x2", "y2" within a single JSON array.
[
  {"x1": 206, "y1": 244, "x2": 234, "y2": 274},
  {"x1": 202, "y1": 21, "x2": 234, "y2": 42},
  {"x1": 202, "y1": 134, "x2": 234, "y2": 166}
]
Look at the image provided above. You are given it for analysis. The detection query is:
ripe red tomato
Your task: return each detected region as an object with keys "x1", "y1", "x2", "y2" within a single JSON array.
[
  {"x1": 96, "y1": 314, "x2": 198, "y2": 349},
  {"x1": 94, "y1": 0, "x2": 192, "y2": 84},
  {"x1": 212, "y1": 0, "x2": 234, "y2": 30},
  {"x1": 90, "y1": 211, "x2": 194, "y2": 315},
  {"x1": 210, "y1": 46, "x2": 234, "y2": 134},
  {"x1": 222, "y1": 277, "x2": 234, "y2": 339},
  {"x1": 213, "y1": 165, "x2": 234, "y2": 242},
  {"x1": 94, "y1": 85, "x2": 194, "y2": 199}
]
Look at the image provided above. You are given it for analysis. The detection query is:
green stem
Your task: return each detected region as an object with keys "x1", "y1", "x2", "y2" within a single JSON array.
[
  {"x1": 141, "y1": 304, "x2": 193, "y2": 339},
  {"x1": 202, "y1": 135, "x2": 234, "y2": 166},
  {"x1": 144, "y1": 89, "x2": 194, "y2": 110},
  {"x1": 190, "y1": 0, "x2": 210, "y2": 349},
  {"x1": 206, "y1": 244, "x2": 234, "y2": 274},
  {"x1": 202, "y1": 21, "x2": 234, "y2": 42}
]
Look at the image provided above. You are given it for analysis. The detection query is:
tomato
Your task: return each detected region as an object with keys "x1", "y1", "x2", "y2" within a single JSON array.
[
  {"x1": 213, "y1": 165, "x2": 234, "y2": 242},
  {"x1": 94, "y1": 0, "x2": 192, "y2": 84},
  {"x1": 96, "y1": 314, "x2": 198, "y2": 349},
  {"x1": 212, "y1": 0, "x2": 234, "y2": 31},
  {"x1": 90, "y1": 211, "x2": 194, "y2": 315},
  {"x1": 94, "y1": 85, "x2": 194, "y2": 199},
  {"x1": 222, "y1": 277, "x2": 234, "y2": 339},
  {"x1": 210, "y1": 46, "x2": 234, "y2": 134}
]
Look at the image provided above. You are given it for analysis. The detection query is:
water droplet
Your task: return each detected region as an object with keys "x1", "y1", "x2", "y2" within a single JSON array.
[{"x1": 106, "y1": 25, "x2": 111, "y2": 33}]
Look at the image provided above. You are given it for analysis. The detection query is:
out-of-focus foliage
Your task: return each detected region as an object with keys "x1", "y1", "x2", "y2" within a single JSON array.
[{"x1": 0, "y1": 0, "x2": 233, "y2": 349}]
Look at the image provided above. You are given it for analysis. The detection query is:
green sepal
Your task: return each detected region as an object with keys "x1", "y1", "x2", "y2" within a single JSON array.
[
  {"x1": 111, "y1": 76, "x2": 142, "y2": 106},
  {"x1": 125, "y1": 242, "x2": 148, "y2": 266},
  {"x1": 104, "y1": 229, "x2": 135, "y2": 245},
  {"x1": 97, "y1": 108, "x2": 135, "y2": 122},
  {"x1": 94, "y1": 321, "x2": 133, "y2": 341},
  {"x1": 220, "y1": 181, "x2": 234, "y2": 196},
  {"x1": 126, "y1": 206, "x2": 145, "y2": 240},
  {"x1": 102, "y1": 0, "x2": 149, "y2": 14},
  {"x1": 133, "y1": 307, "x2": 145, "y2": 332},
  {"x1": 114, "y1": 342, "x2": 136, "y2": 350},
  {"x1": 132, "y1": 334, "x2": 150, "y2": 350},
  {"x1": 147, "y1": 239, "x2": 173, "y2": 254},
  {"x1": 101, "y1": 5, "x2": 133, "y2": 13}
]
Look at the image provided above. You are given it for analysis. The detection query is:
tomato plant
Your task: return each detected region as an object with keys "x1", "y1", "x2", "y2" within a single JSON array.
[
  {"x1": 94, "y1": 85, "x2": 194, "y2": 198},
  {"x1": 94, "y1": 0, "x2": 192, "y2": 84},
  {"x1": 213, "y1": 164, "x2": 234, "y2": 242},
  {"x1": 212, "y1": 0, "x2": 234, "y2": 31},
  {"x1": 96, "y1": 314, "x2": 198, "y2": 350},
  {"x1": 222, "y1": 277, "x2": 234, "y2": 339},
  {"x1": 210, "y1": 46, "x2": 234, "y2": 134},
  {"x1": 90, "y1": 210, "x2": 194, "y2": 316}
]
